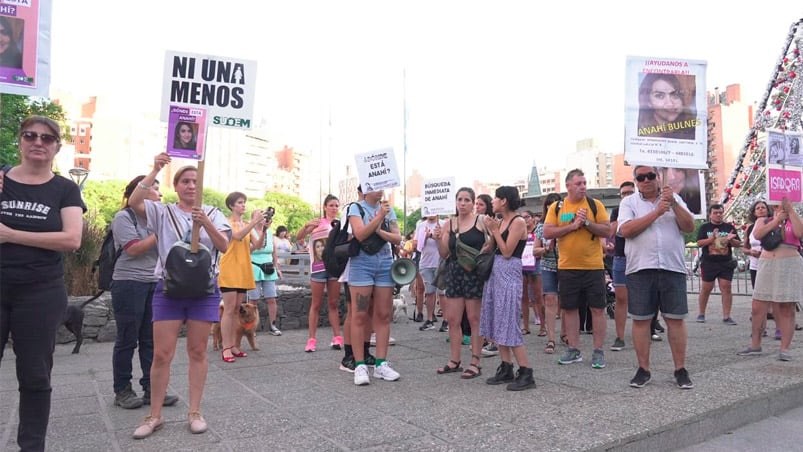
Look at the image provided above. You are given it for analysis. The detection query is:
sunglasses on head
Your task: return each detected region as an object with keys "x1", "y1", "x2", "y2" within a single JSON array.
[
  {"x1": 20, "y1": 131, "x2": 59, "y2": 145},
  {"x1": 635, "y1": 172, "x2": 657, "y2": 182}
]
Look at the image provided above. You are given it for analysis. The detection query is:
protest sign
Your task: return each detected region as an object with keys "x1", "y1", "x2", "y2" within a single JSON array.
[
  {"x1": 166, "y1": 105, "x2": 207, "y2": 160},
  {"x1": 354, "y1": 147, "x2": 400, "y2": 192},
  {"x1": 421, "y1": 177, "x2": 455, "y2": 216}
]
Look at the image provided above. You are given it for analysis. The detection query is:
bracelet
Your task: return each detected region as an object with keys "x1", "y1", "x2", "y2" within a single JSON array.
[{"x1": 138, "y1": 182, "x2": 152, "y2": 190}]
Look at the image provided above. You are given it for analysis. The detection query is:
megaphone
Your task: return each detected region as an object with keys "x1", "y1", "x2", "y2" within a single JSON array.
[{"x1": 390, "y1": 258, "x2": 418, "y2": 286}]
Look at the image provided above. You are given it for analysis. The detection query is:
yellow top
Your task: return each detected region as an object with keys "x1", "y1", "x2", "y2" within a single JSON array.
[{"x1": 218, "y1": 218, "x2": 256, "y2": 289}]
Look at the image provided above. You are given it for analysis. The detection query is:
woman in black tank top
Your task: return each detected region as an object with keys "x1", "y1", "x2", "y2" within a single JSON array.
[
  {"x1": 434, "y1": 187, "x2": 488, "y2": 379},
  {"x1": 478, "y1": 186, "x2": 535, "y2": 391}
]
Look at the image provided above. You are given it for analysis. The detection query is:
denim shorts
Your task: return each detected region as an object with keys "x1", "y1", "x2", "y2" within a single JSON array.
[
  {"x1": 152, "y1": 280, "x2": 221, "y2": 322},
  {"x1": 612, "y1": 256, "x2": 627, "y2": 286},
  {"x1": 310, "y1": 269, "x2": 336, "y2": 283},
  {"x1": 541, "y1": 268, "x2": 558, "y2": 295},
  {"x1": 347, "y1": 250, "x2": 394, "y2": 287},
  {"x1": 419, "y1": 267, "x2": 438, "y2": 294},
  {"x1": 626, "y1": 269, "x2": 688, "y2": 320},
  {"x1": 248, "y1": 279, "x2": 277, "y2": 300},
  {"x1": 558, "y1": 269, "x2": 606, "y2": 310}
]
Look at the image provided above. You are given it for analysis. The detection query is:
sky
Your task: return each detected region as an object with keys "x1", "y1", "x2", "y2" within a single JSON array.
[{"x1": 48, "y1": 1, "x2": 803, "y2": 188}]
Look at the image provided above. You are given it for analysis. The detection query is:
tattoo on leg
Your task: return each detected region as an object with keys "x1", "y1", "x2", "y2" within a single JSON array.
[{"x1": 356, "y1": 294, "x2": 370, "y2": 312}]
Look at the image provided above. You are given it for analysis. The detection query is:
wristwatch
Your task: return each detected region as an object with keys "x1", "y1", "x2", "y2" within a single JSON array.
[{"x1": 584, "y1": 219, "x2": 591, "y2": 228}]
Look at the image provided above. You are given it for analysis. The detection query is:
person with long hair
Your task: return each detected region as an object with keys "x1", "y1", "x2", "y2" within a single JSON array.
[
  {"x1": 110, "y1": 176, "x2": 178, "y2": 410},
  {"x1": 347, "y1": 188, "x2": 402, "y2": 385},
  {"x1": 481, "y1": 186, "x2": 535, "y2": 391},
  {"x1": 637, "y1": 73, "x2": 697, "y2": 140},
  {"x1": 742, "y1": 200, "x2": 777, "y2": 339},
  {"x1": 297, "y1": 194, "x2": 343, "y2": 352},
  {"x1": 534, "y1": 192, "x2": 562, "y2": 354},
  {"x1": 0, "y1": 116, "x2": 85, "y2": 451},
  {"x1": 739, "y1": 196, "x2": 803, "y2": 361},
  {"x1": 172, "y1": 121, "x2": 197, "y2": 150},
  {"x1": 435, "y1": 187, "x2": 488, "y2": 379},
  {"x1": 0, "y1": 16, "x2": 23, "y2": 69},
  {"x1": 127, "y1": 154, "x2": 231, "y2": 439},
  {"x1": 218, "y1": 192, "x2": 265, "y2": 362}
]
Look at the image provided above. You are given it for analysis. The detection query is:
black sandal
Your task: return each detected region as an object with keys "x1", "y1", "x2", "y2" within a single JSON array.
[
  {"x1": 437, "y1": 359, "x2": 463, "y2": 374},
  {"x1": 461, "y1": 355, "x2": 482, "y2": 379}
]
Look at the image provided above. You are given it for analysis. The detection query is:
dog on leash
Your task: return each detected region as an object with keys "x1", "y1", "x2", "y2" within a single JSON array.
[{"x1": 211, "y1": 302, "x2": 261, "y2": 351}]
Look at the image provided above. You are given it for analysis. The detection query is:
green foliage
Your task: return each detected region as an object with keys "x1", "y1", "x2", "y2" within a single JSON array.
[
  {"x1": 80, "y1": 180, "x2": 129, "y2": 229},
  {"x1": 0, "y1": 94, "x2": 69, "y2": 166},
  {"x1": 403, "y1": 207, "x2": 423, "y2": 235},
  {"x1": 258, "y1": 192, "x2": 317, "y2": 235},
  {"x1": 393, "y1": 206, "x2": 405, "y2": 233},
  {"x1": 683, "y1": 219, "x2": 705, "y2": 245}
]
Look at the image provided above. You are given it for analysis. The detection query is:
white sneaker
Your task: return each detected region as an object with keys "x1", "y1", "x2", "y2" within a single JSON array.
[
  {"x1": 373, "y1": 361, "x2": 401, "y2": 381},
  {"x1": 354, "y1": 364, "x2": 370, "y2": 386},
  {"x1": 369, "y1": 333, "x2": 396, "y2": 346}
]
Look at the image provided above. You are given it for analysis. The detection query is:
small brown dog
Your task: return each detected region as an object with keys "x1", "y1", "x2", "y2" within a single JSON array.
[{"x1": 212, "y1": 302, "x2": 261, "y2": 351}]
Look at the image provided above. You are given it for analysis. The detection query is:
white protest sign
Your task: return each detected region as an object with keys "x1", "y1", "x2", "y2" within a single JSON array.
[
  {"x1": 421, "y1": 177, "x2": 455, "y2": 216},
  {"x1": 354, "y1": 148, "x2": 400, "y2": 192},
  {"x1": 161, "y1": 50, "x2": 257, "y2": 130}
]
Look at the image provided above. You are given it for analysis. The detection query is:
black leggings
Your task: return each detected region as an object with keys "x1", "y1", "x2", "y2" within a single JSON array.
[{"x1": 0, "y1": 280, "x2": 68, "y2": 452}]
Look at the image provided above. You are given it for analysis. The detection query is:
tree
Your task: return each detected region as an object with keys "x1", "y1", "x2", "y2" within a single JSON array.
[
  {"x1": 0, "y1": 94, "x2": 69, "y2": 166},
  {"x1": 404, "y1": 208, "x2": 422, "y2": 235},
  {"x1": 258, "y1": 192, "x2": 317, "y2": 235}
]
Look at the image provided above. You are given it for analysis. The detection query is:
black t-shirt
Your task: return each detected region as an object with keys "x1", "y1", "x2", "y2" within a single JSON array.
[
  {"x1": 697, "y1": 221, "x2": 738, "y2": 263},
  {"x1": 0, "y1": 174, "x2": 86, "y2": 284}
]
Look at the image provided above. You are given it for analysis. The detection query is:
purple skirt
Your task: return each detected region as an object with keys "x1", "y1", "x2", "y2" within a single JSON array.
[
  {"x1": 479, "y1": 255, "x2": 523, "y2": 346},
  {"x1": 152, "y1": 280, "x2": 221, "y2": 322}
]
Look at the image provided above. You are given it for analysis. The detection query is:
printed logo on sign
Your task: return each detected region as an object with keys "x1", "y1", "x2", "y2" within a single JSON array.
[{"x1": 212, "y1": 116, "x2": 251, "y2": 128}]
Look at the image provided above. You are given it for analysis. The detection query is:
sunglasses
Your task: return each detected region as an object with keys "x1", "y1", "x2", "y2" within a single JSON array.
[
  {"x1": 21, "y1": 131, "x2": 59, "y2": 145},
  {"x1": 635, "y1": 172, "x2": 658, "y2": 182}
]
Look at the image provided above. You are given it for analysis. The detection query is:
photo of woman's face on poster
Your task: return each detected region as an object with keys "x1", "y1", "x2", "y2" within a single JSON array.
[{"x1": 0, "y1": 16, "x2": 24, "y2": 70}]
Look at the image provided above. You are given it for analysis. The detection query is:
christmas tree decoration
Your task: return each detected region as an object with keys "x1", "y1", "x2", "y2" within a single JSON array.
[{"x1": 722, "y1": 18, "x2": 803, "y2": 222}]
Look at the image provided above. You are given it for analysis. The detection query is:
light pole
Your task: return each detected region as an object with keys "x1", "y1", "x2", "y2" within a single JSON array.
[{"x1": 68, "y1": 167, "x2": 89, "y2": 192}]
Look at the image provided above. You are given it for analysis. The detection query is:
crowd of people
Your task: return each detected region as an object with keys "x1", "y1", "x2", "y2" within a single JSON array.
[{"x1": 2, "y1": 115, "x2": 802, "y2": 448}]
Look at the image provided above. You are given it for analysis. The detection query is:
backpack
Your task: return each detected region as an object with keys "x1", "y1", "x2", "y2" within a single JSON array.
[
  {"x1": 162, "y1": 205, "x2": 217, "y2": 298},
  {"x1": 93, "y1": 208, "x2": 137, "y2": 292},
  {"x1": 322, "y1": 218, "x2": 351, "y2": 278},
  {"x1": 555, "y1": 195, "x2": 599, "y2": 240}
]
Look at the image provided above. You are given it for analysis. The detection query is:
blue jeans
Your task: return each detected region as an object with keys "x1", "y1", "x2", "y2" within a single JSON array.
[
  {"x1": 0, "y1": 279, "x2": 67, "y2": 452},
  {"x1": 111, "y1": 280, "x2": 156, "y2": 393}
]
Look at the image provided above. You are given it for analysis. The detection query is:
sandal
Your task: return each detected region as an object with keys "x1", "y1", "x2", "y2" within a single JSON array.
[
  {"x1": 536, "y1": 330, "x2": 547, "y2": 337},
  {"x1": 544, "y1": 340, "x2": 556, "y2": 354},
  {"x1": 521, "y1": 328, "x2": 531, "y2": 335},
  {"x1": 437, "y1": 360, "x2": 463, "y2": 374},
  {"x1": 221, "y1": 347, "x2": 236, "y2": 363},
  {"x1": 461, "y1": 355, "x2": 483, "y2": 379},
  {"x1": 560, "y1": 334, "x2": 568, "y2": 345}
]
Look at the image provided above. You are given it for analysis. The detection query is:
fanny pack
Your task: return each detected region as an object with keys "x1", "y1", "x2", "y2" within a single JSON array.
[{"x1": 252, "y1": 261, "x2": 275, "y2": 275}]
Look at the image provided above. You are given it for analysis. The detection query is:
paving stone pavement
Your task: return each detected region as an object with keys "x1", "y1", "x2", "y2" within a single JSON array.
[{"x1": 2, "y1": 293, "x2": 802, "y2": 451}]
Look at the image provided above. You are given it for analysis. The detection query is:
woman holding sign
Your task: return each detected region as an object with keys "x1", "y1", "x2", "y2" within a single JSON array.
[
  {"x1": 738, "y1": 197, "x2": 803, "y2": 361},
  {"x1": 297, "y1": 194, "x2": 343, "y2": 352}
]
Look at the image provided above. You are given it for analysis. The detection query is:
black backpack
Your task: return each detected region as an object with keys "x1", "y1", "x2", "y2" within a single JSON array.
[
  {"x1": 93, "y1": 208, "x2": 136, "y2": 292},
  {"x1": 322, "y1": 218, "x2": 351, "y2": 278},
  {"x1": 162, "y1": 205, "x2": 217, "y2": 298}
]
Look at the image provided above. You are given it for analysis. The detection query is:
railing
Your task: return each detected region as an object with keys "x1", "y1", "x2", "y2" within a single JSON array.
[
  {"x1": 684, "y1": 246, "x2": 752, "y2": 296},
  {"x1": 274, "y1": 252, "x2": 312, "y2": 286}
]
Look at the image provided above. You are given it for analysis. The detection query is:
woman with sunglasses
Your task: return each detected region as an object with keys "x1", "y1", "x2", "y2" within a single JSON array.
[{"x1": 0, "y1": 116, "x2": 86, "y2": 451}]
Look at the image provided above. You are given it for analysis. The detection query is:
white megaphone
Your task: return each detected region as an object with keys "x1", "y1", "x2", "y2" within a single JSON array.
[{"x1": 390, "y1": 258, "x2": 418, "y2": 286}]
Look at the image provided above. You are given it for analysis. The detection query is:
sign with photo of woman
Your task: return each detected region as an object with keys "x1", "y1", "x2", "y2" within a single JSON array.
[
  {"x1": 0, "y1": 0, "x2": 52, "y2": 96},
  {"x1": 166, "y1": 105, "x2": 207, "y2": 160},
  {"x1": 767, "y1": 129, "x2": 803, "y2": 167},
  {"x1": 309, "y1": 229, "x2": 328, "y2": 273},
  {"x1": 624, "y1": 56, "x2": 708, "y2": 169}
]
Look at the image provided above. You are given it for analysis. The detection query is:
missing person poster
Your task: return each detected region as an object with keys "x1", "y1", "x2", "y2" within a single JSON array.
[
  {"x1": 161, "y1": 50, "x2": 257, "y2": 130},
  {"x1": 354, "y1": 147, "x2": 400, "y2": 192},
  {"x1": 0, "y1": 0, "x2": 52, "y2": 96},
  {"x1": 166, "y1": 105, "x2": 207, "y2": 160},
  {"x1": 624, "y1": 56, "x2": 708, "y2": 169},
  {"x1": 767, "y1": 129, "x2": 803, "y2": 167},
  {"x1": 421, "y1": 177, "x2": 455, "y2": 216}
]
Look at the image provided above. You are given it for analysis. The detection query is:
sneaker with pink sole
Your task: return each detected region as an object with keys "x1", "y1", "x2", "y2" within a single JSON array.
[
  {"x1": 331, "y1": 336, "x2": 343, "y2": 350},
  {"x1": 305, "y1": 338, "x2": 317, "y2": 352}
]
